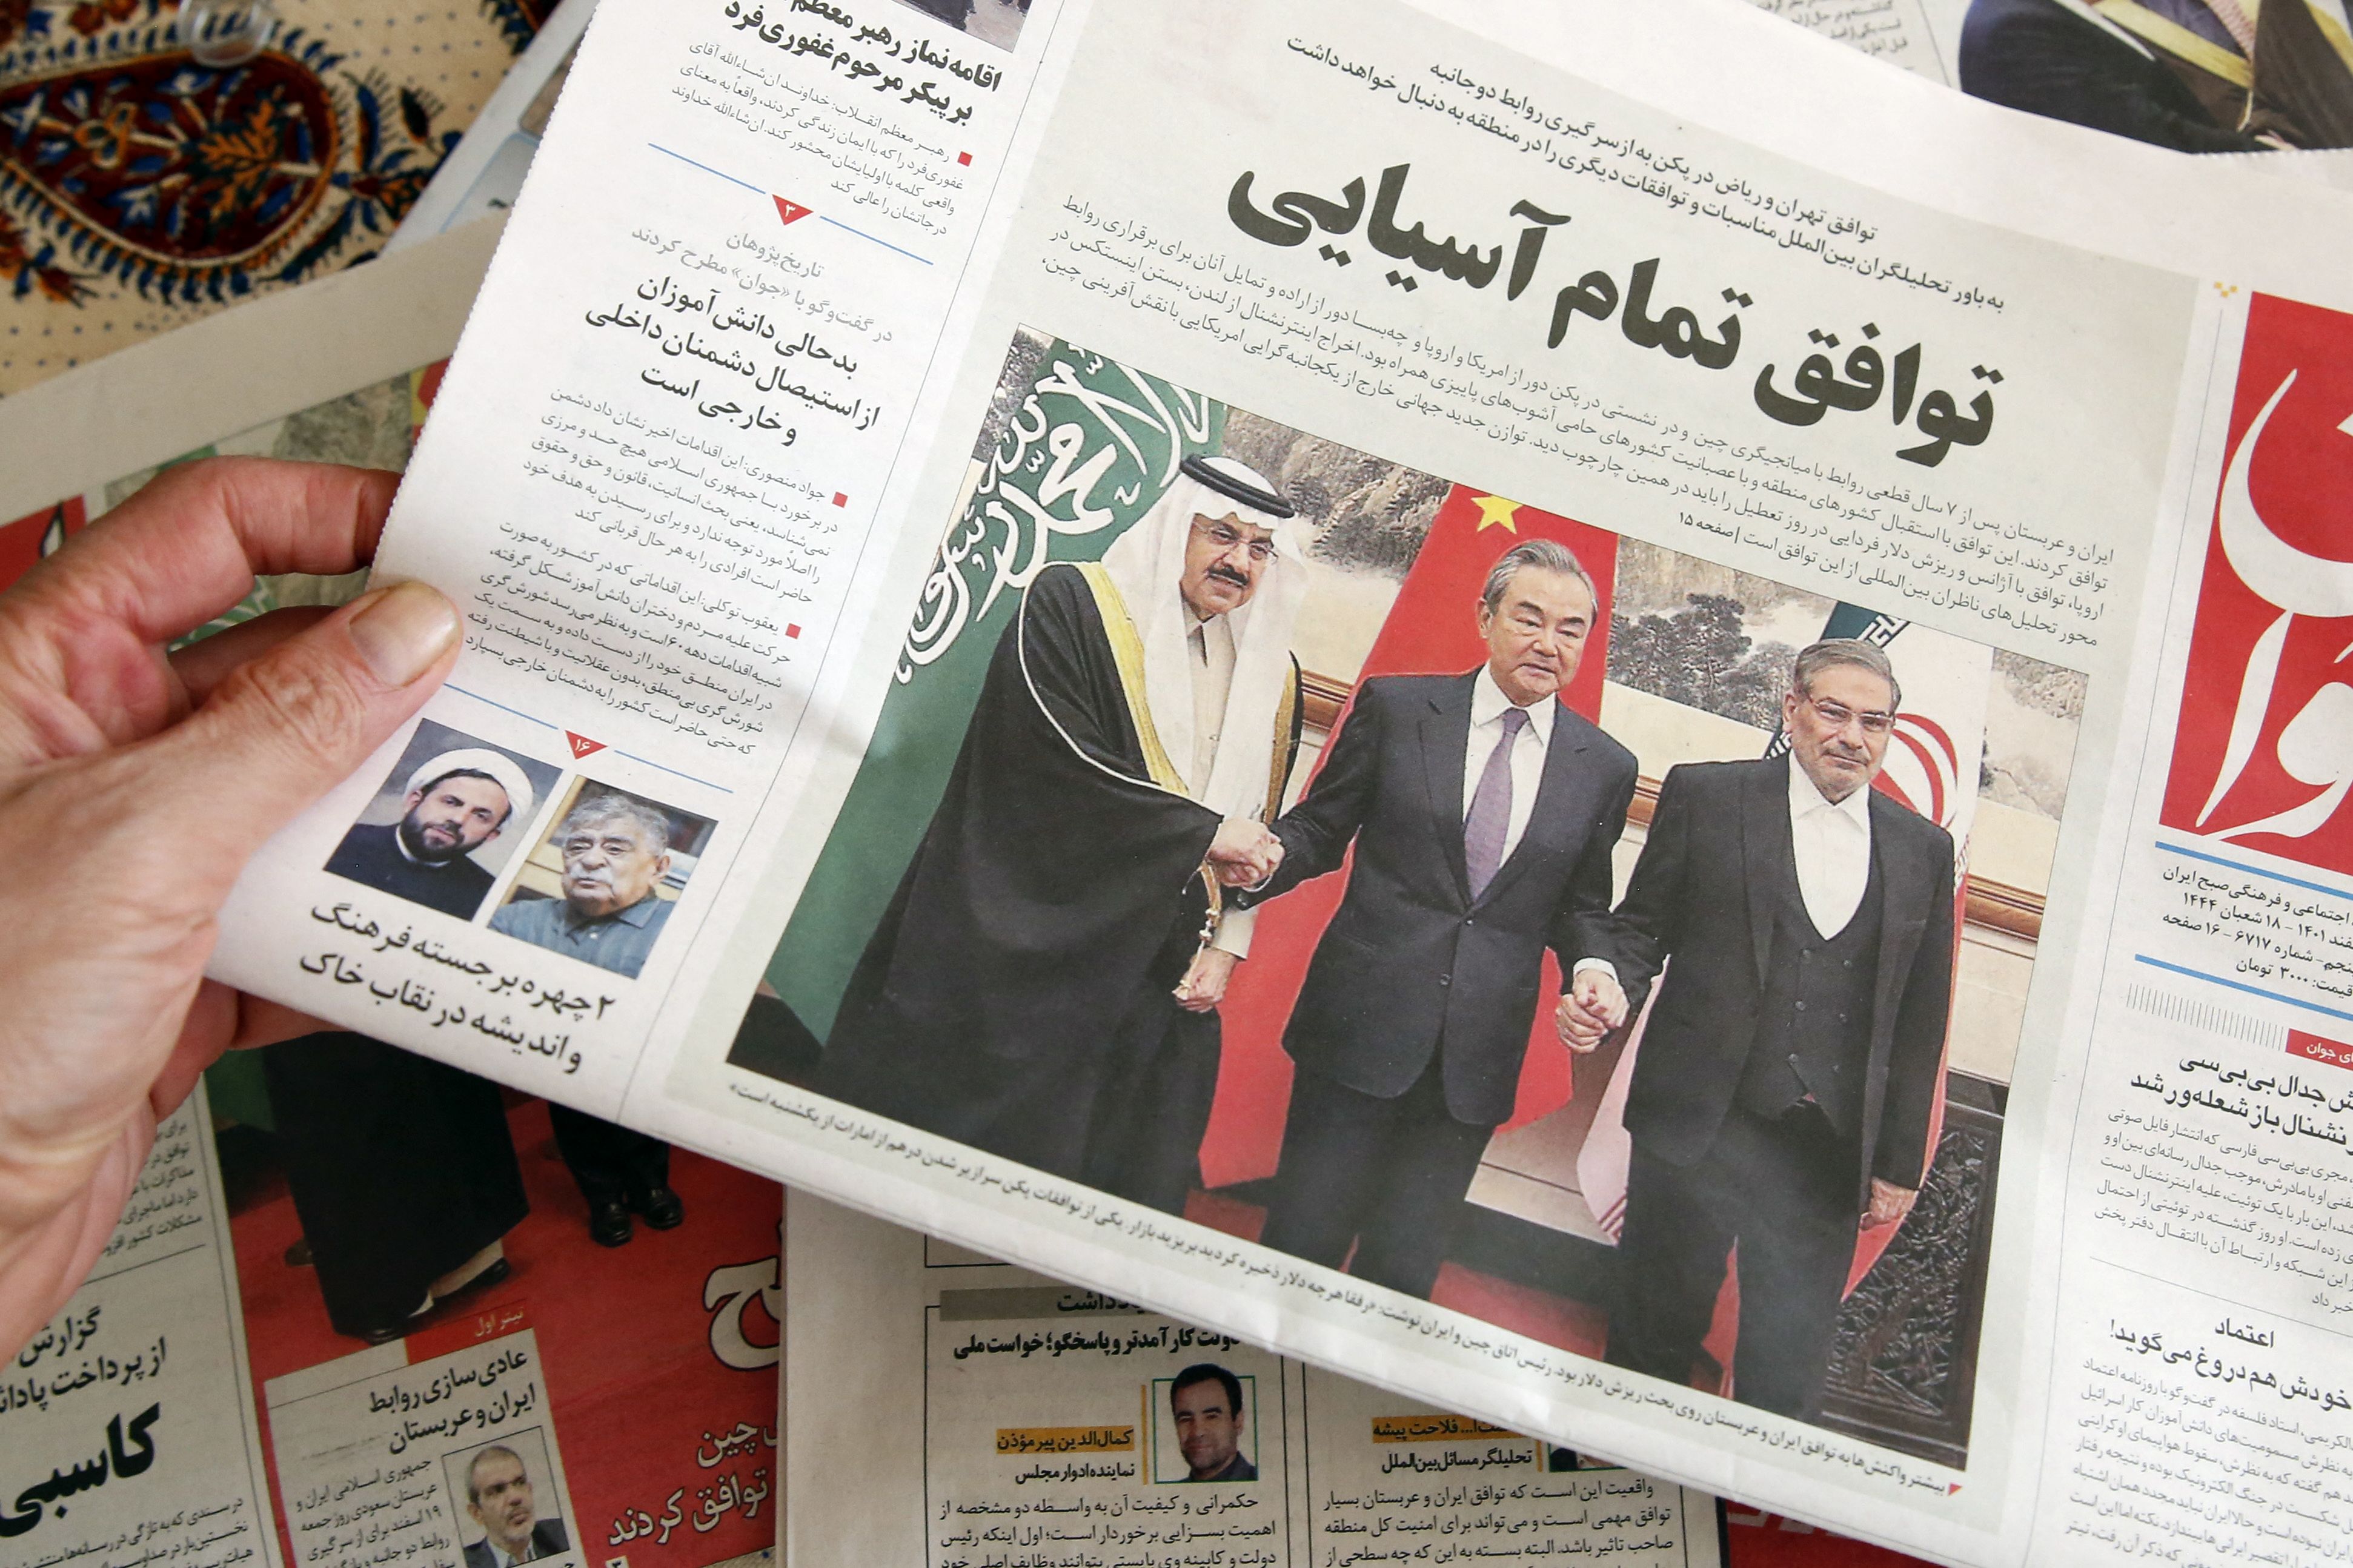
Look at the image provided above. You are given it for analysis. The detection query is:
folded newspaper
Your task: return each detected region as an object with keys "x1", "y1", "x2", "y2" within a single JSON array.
[{"x1": 188, "y1": 0, "x2": 2353, "y2": 1560}]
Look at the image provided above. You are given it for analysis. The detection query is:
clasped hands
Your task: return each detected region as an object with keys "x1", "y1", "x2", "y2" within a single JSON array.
[
  {"x1": 1553, "y1": 967, "x2": 1628, "y2": 1053},
  {"x1": 1206, "y1": 816, "x2": 1282, "y2": 888}
]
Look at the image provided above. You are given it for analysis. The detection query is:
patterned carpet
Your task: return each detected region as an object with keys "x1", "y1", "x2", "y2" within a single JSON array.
[{"x1": 0, "y1": 0, "x2": 551, "y2": 392}]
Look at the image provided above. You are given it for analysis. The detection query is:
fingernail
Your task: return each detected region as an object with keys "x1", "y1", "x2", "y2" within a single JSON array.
[{"x1": 349, "y1": 581, "x2": 460, "y2": 685}]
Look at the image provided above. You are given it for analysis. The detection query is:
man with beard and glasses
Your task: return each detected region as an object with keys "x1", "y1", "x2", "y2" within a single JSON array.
[
  {"x1": 459, "y1": 1446, "x2": 570, "y2": 1568},
  {"x1": 324, "y1": 749, "x2": 535, "y2": 920},
  {"x1": 1601, "y1": 639, "x2": 1956, "y2": 1423}
]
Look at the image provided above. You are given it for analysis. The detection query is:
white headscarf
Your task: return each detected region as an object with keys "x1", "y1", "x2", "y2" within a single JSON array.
[
  {"x1": 1096, "y1": 455, "x2": 1307, "y2": 820},
  {"x1": 405, "y1": 749, "x2": 535, "y2": 829}
]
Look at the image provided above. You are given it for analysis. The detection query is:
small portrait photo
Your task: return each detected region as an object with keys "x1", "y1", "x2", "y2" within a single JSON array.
[
  {"x1": 488, "y1": 781, "x2": 715, "y2": 980},
  {"x1": 324, "y1": 720, "x2": 560, "y2": 922},
  {"x1": 1149, "y1": 1364, "x2": 1258, "y2": 1484},
  {"x1": 888, "y1": 0, "x2": 1029, "y2": 51},
  {"x1": 444, "y1": 1431, "x2": 573, "y2": 1568}
]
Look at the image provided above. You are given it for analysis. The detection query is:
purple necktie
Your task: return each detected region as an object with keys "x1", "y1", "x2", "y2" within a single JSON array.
[{"x1": 1464, "y1": 706, "x2": 1528, "y2": 899}]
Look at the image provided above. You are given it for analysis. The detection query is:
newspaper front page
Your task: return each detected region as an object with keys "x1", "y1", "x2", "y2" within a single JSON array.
[{"x1": 184, "y1": 0, "x2": 2353, "y2": 1559}]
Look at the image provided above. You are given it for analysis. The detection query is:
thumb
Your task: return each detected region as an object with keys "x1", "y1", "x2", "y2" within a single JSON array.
[{"x1": 141, "y1": 580, "x2": 460, "y2": 886}]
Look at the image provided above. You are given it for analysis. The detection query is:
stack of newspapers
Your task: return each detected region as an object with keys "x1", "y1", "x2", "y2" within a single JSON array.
[{"x1": 9, "y1": 1, "x2": 2353, "y2": 1564}]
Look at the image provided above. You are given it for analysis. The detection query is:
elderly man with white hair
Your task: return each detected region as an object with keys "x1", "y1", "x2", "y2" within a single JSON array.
[
  {"x1": 324, "y1": 747, "x2": 536, "y2": 920},
  {"x1": 491, "y1": 791, "x2": 679, "y2": 982},
  {"x1": 817, "y1": 454, "x2": 1308, "y2": 1213}
]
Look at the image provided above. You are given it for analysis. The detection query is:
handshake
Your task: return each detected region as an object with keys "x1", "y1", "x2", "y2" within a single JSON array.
[{"x1": 1207, "y1": 817, "x2": 1284, "y2": 888}]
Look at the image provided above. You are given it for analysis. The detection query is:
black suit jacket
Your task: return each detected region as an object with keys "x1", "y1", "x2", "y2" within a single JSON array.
[
  {"x1": 1611, "y1": 757, "x2": 1956, "y2": 1205},
  {"x1": 1247, "y1": 672, "x2": 1638, "y2": 1127},
  {"x1": 462, "y1": 1520, "x2": 568, "y2": 1568},
  {"x1": 1959, "y1": 0, "x2": 2267, "y2": 151}
]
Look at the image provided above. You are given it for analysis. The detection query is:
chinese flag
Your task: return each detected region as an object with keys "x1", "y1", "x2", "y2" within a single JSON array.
[{"x1": 1198, "y1": 488, "x2": 1619, "y2": 1188}]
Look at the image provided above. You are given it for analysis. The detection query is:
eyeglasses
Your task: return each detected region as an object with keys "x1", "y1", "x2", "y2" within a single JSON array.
[
  {"x1": 1804, "y1": 696, "x2": 1897, "y2": 735},
  {"x1": 1191, "y1": 518, "x2": 1277, "y2": 564}
]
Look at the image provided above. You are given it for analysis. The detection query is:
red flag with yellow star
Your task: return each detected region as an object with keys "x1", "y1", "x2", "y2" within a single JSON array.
[{"x1": 1198, "y1": 488, "x2": 1620, "y2": 1189}]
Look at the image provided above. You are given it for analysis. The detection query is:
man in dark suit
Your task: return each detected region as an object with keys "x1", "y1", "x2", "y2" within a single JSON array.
[
  {"x1": 1600, "y1": 639, "x2": 1956, "y2": 1422},
  {"x1": 1958, "y1": 0, "x2": 2274, "y2": 151},
  {"x1": 461, "y1": 1446, "x2": 569, "y2": 1568},
  {"x1": 1170, "y1": 1363, "x2": 1258, "y2": 1482},
  {"x1": 1241, "y1": 539, "x2": 1638, "y2": 1300}
]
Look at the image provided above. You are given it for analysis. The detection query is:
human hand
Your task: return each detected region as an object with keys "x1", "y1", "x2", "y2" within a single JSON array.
[
  {"x1": 1553, "y1": 993, "x2": 1605, "y2": 1052},
  {"x1": 1553, "y1": 967, "x2": 1625, "y2": 1053},
  {"x1": 1570, "y1": 967, "x2": 1628, "y2": 1031},
  {"x1": 0, "y1": 458, "x2": 460, "y2": 1360},
  {"x1": 1172, "y1": 947, "x2": 1240, "y2": 1013},
  {"x1": 1206, "y1": 817, "x2": 1281, "y2": 887},
  {"x1": 1862, "y1": 1179, "x2": 1917, "y2": 1229}
]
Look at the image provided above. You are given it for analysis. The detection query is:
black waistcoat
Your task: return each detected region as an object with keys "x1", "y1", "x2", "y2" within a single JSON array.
[{"x1": 1736, "y1": 829, "x2": 1885, "y2": 1137}]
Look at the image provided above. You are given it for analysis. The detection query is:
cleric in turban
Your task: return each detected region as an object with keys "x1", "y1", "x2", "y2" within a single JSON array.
[{"x1": 324, "y1": 747, "x2": 536, "y2": 921}]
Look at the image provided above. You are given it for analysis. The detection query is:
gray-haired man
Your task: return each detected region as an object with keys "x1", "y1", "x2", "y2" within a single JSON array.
[
  {"x1": 491, "y1": 793, "x2": 677, "y2": 981},
  {"x1": 491, "y1": 791, "x2": 688, "y2": 1246},
  {"x1": 1238, "y1": 540, "x2": 1638, "y2": 1300},
  {"x1": 1601, "y1": 638, "x2": 1956, "y2": 1421}
]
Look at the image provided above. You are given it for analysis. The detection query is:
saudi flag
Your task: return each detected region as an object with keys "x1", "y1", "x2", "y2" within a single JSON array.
[
  {"x1": 767, "y1": 340, "x2": 1225, "y2": 1037},
  {"x1": 1576, "y1": 607, "x2": 1992, "y2": 1243}
]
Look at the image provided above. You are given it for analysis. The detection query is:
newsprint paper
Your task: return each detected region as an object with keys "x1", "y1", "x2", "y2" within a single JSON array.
[
  {"x1": 182, "y1": 0, "x2": 2353, "y2": 1560},
  {"x1": 781, "y1": 1187, "x2": 1728, "y2": 1567}
]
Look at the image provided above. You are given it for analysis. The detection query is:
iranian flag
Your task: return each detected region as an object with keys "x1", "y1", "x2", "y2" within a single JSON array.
[{"x1": 1575, "y1": 606, "x2": 1991, "y2": 1272}]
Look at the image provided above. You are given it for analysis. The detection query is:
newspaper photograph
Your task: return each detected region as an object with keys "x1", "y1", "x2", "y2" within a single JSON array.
[
  {"x1": 727, "y1": 328, "x2": 2077, "y2": 1472},
  {"x1": 159, "y1": 0, "x2": 2353, "y2": 1558},
  {"x1": 1749, "y1": 0, "x2": 2353, "y2": 156}
]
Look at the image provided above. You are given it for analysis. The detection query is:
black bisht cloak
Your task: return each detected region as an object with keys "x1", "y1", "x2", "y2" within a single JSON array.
[
  {"x1": 262, "y1": 1034, "x2": 528, "y2": 1337},
  {"x1": 818, "y1": 561, "x2": 1296, "y2": 1180}
]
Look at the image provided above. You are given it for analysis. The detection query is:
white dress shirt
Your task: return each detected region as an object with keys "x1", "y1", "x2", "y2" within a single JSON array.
[
  {"x1": 1787, "y1": 754, "x2": 1874, "y2": 938},
  {"x1": 1190, "y1": 614, "x2": 1258, "y2": 959},
  {"x1": 1466, "y1": 669, "x2": 1613, "y2": 983},
  {"x1": 1462, "y1": 664, "x2": 1553, "y2": 862},
  {"x1": 1449, "y1": 672, "x2": 1619, "y2": 982}
]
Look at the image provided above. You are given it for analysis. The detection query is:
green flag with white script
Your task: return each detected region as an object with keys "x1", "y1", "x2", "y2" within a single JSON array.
[{"x1": 767, "y1": 339, "x2": 1226, "y2": 1036}]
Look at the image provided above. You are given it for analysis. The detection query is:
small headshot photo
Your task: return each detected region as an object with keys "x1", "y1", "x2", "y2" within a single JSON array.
[
  {"x1": 324, "y1": 721, "x2": 559, "y2": 922},
  {"x1": 488, "y1": 782, "x2": 714, "y2": 980},
  {"x1": 446, "y1": 1434, "x2": 571, "y2": 1568},
  {"x1": 1152, "y1": 1363, "x2": 1257, "y2": 1483},
  {"x1": 889, "y1": 0, "x2": 1028, "y2": 51}
]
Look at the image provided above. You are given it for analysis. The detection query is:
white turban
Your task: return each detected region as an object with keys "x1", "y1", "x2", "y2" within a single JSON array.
[
  {"x1": 1097, "y1": 455, "x2": 1307, "y2": 821},
  {"x1": 404, "y1": 749, "x2": 535, "y2": 829}
]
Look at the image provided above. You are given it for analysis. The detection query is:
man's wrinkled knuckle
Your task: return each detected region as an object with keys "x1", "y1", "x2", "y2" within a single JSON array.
[{"x1": 218, "y1": 648, "x2": 370, "y2": 760}]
